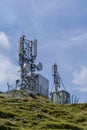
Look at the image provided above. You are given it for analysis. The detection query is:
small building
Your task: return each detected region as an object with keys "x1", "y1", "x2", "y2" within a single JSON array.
[
  {"x1": 51, "y1": 90, "x2": 70, "y2": 104},
  {"x1": 25, "y1": 73, "x2": 49, "y2": 98}
]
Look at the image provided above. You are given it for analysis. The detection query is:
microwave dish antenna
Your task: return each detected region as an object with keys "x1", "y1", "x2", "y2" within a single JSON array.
[{"x1": 36, "y1": 62, "x2": 43, "y2": 71}]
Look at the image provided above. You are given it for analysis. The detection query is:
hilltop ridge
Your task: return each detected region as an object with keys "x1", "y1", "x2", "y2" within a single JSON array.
[{"x1": 0, "y1": 91, "x2": 87, "y2": 130}]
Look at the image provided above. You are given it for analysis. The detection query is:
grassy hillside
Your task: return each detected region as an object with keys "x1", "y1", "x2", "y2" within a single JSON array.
[{"x1": 0, "y1": 92, "x2": 87, "y2": 130}]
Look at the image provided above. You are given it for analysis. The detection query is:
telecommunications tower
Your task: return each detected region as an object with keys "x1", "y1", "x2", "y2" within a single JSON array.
[
  {"x1": 52, "y1": 64, "x2": 60, "y2": 93},
  {"x1": 51, "y1": 63, "x2": 66, "y2": 93},
  {"x1": 18, "y1": 35, "x2": 42, "y2": 89},
  {"x1": 51, "y1": 64, "x2": 70, "y2": 104}
]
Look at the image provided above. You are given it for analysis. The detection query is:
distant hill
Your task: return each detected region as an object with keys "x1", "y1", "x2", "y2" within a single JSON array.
[{"x1": 0, "y1": 90, "x2": 87, "y2": 130}]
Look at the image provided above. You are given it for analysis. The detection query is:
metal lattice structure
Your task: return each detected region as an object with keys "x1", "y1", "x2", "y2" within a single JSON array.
[
  {"x1": 52, "y1": 63, "x2": 60, "y2": 93},
  {"x1": 18, "y1": 35, "x2": 38, "y2": 89},
  {"x1": 18, "y1": 35, "x2": 48, "y2": 96},
  {"x1": 51, "y1": 63, "x2": 66, "y2": 93},
  {"x1": 51, "y1": 63, "x2": 70, "y2": 104},
  {"x1": 7, "y1": 35, "x2": 49, "y2": 98}
]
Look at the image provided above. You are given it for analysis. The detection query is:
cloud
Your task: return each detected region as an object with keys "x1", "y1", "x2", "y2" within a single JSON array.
[
  {"x1": 56, "y1": 32, "x2": 87, "y2": 50},
  {"x1": 0, "y1": 54, "x2": 19, "y2": 91},
  {"x1": 73, "y1": 66, "x2": 87, "y2": 91},
  {"x1": 70, "y1": 33, "x2": 87, "y2": 46},
  {"x1": 0, "y1": 31, "x2": 19, "y2": 91},
  {"x1": 0, "y1": 31, "x2": 10, "y2": 49},
  {"x1": 0, "y1": 0, "x2": 87, "y2": 102}
]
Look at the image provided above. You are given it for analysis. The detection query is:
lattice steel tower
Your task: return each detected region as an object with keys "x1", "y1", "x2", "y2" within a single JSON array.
[
  {"x1": 18, "y1": 35, "x2": 38, "y2": 89},
  {"x1": 52, "y1": 63, "x2": 60, "y2": 93}
]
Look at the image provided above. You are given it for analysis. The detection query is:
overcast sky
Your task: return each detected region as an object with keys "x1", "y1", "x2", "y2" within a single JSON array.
[{"x1": 0, "y1": 0, "x2": 87, "y2": 103}]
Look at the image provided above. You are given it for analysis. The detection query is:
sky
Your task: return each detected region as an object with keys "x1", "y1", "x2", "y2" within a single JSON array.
[{"x1": 0, "y1": 0, "x2": 87, "y2": 103}]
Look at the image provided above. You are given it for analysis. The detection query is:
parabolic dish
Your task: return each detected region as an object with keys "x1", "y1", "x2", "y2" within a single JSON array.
[{"x1": 36, "y1": 62, "x2": 43, "y2": 71}]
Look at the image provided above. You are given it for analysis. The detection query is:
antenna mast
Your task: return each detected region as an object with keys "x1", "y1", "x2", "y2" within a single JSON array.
[
  {"x1": 18, "y1": 35, "x2": 37, "y2": 88},
  {"x1": 52, "y1": 63, "x2": 60, "y2": 93}
]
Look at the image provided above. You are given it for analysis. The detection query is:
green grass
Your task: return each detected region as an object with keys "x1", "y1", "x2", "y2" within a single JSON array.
[{"x1": 0, "y1": 95, "x2": 87, "y2": 130}]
